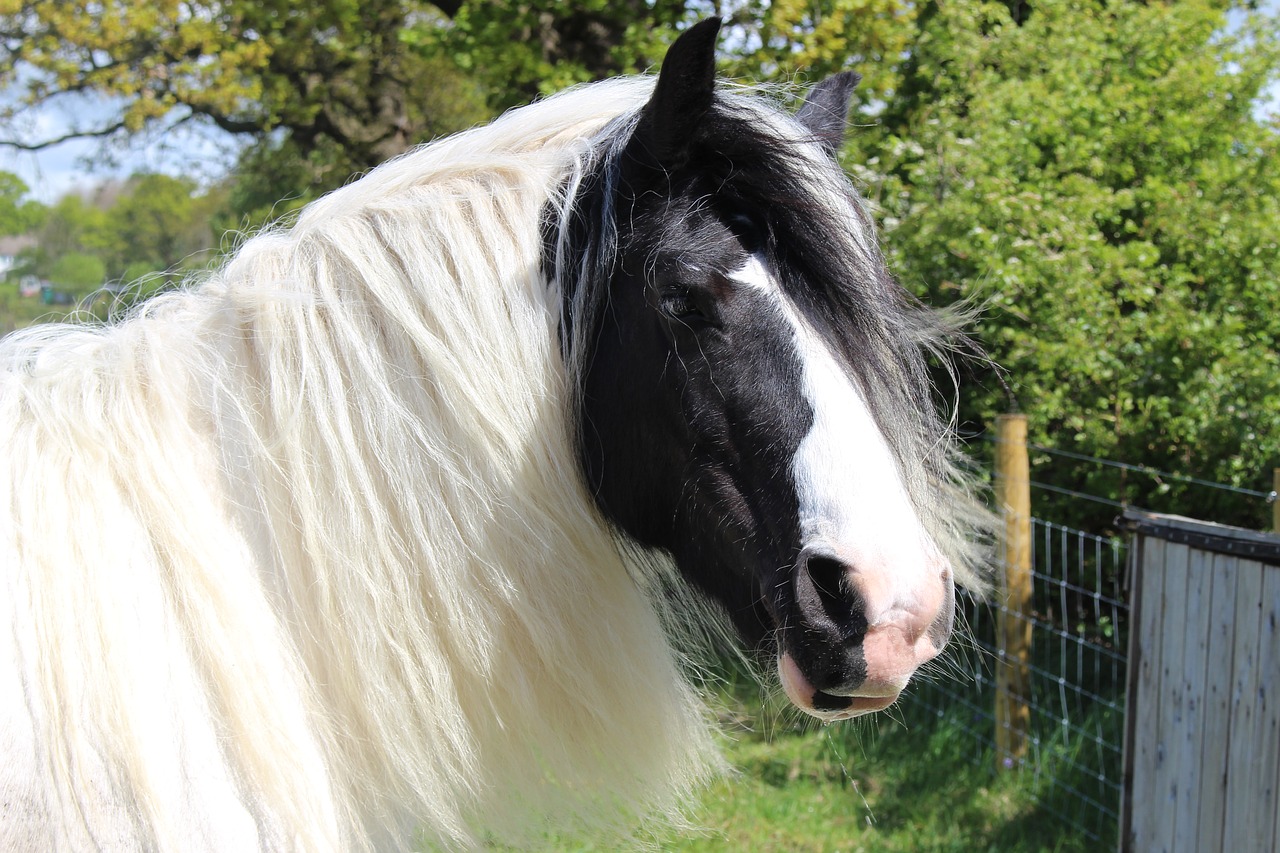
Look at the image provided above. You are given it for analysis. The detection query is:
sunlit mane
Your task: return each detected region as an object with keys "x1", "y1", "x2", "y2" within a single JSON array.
[
  {"x1": 1, "y1": 46, "x2": 991, "y2": 850},
  {"x1": 1, "y1": 78, "x2": 720, "y2": 851}
]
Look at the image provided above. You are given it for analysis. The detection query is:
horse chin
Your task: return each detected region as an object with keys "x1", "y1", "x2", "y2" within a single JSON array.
[{"x1": 777, "y1": 652, "x2": 901, "y2": 722}]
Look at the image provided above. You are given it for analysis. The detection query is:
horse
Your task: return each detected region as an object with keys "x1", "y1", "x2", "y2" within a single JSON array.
[{"x1": 0, "y1": 18, "x2": 989, "y2": 852}]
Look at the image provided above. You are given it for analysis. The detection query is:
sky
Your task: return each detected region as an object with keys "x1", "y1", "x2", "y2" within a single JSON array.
[{"x1": 1, "y1": 87, "x2": 242, "y2": 205}]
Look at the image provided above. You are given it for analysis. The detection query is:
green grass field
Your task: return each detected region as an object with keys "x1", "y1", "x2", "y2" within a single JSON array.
[
  {"x1": 545, "y1": 661, "x2": 1115, "y2": 853},
  {"x1": 666, "y1": 704, "x2": 1094, "y2": 852}
]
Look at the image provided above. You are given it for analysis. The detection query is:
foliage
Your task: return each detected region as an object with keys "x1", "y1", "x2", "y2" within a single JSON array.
[
  {"x1": 47, "y1": 252, "x2": 105, "y2": 290},
  {"x1": 0, "y1": 171, "x2": 44, "y2": 235},
  {"x1": 717, "y1": 0, "x2": 917, "y2": 103},
  {"x1": 30, "y1": 194, "x2": 114, "y2": 276},
  {"x1": 403, "y1": 1, "x2": 688, "y2": 113},
  {"x1": 1, "y1": 0, "x2": 490, "y2": 193},
  {"x1": 110, "y1": 173, "x2": 226, "y2": 275},
  {"x1": 854, "y1": 0, "x2": 1280, "y2": 530},
  {"x1": 5, "y1": 0, "x2": 1280, "y2": 529},
  {"x1": 0, "y1": 172, "x2": 228, "y2": 330}
]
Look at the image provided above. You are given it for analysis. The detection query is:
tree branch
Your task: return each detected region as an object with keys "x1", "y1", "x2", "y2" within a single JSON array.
[
  {"x1": 0, "y1": 121, "x2": 129, "y2": 151},
  {"x1": 175, "y1": 103, "x2": 266, "y2": 136}
]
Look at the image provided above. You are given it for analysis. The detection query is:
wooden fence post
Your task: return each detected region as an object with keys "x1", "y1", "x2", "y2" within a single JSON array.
[
  {"x1": 1272, "y1": 469, "x2": 1279, "y2": 534},
  {"x1": 995, "y1": 414, "x2": 1032, "y2": 770}
]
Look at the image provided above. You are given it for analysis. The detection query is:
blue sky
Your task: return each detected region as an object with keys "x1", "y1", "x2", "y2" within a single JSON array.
[{"x1": 1, "y1": 85, "x2": 240, "y2": 204}]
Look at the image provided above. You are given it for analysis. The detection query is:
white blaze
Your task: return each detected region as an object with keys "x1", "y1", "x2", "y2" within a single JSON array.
[{"x1": 731, "y1": 255, "x2": 939, "y2": 625}]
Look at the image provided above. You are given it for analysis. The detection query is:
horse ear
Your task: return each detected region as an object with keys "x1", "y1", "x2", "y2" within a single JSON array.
[
  {"x1": 631, "y1": 17, "x2": 722, "y2": 170},
  {"x1": 795, "y1": 71, "x2": 861, "y2": 157}
]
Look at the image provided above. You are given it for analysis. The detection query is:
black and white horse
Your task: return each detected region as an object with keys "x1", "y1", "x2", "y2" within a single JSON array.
[{"x1": 1, "y1": 18, "x2": 988, "y2": 851}]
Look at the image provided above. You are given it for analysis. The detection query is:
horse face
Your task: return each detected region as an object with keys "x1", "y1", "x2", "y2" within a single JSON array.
[{"x1": 571, "y1": 20, "x2": 955, "y2": 721}]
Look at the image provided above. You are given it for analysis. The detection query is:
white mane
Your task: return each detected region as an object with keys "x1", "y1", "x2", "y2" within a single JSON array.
[{"x1": 1, "y1": 77, "x2": 723, "y2": 851}]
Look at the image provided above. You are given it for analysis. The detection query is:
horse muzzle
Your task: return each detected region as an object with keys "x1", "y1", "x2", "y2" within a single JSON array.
[{"x1": 778, "y1": 545, "x2": 955, "y2": 721}]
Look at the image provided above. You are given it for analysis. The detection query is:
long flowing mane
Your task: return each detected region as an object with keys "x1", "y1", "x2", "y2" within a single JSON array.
[
  {"x1": 2, "y1": 62, "x2": 991, "y2": 850},
  {"x1": 2, "y1": 78, "x2": 719, "y2": 851}
]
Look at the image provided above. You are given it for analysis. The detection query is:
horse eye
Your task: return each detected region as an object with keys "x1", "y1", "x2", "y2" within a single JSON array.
[
  {"x1": 658, "y1": 287, "x2": 703, "y2": 322},
  {"x1": 726, "y1": 212, "x2": 766, "y2": 253}
]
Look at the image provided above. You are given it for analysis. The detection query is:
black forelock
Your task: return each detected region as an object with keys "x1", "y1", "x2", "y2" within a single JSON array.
[
  {"x1": 545, "y1": 88, "x2": 952, "y2": 530},
  {"x1": 691, "y1": 98, "x2": 948, "y2": 469}
]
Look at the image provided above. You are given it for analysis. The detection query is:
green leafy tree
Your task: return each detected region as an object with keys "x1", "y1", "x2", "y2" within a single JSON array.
[
  {"x1": 861, "y1": 0, "x2": 1280, "y2": 529},
  {"x1": 405, "y1": 1, "x2": 689, "y2": 112},
  {"x1": 0, "y1": 171, "x2": 44, "y2": 236},
  {"x1": 110, "y1": 173, "x2": 224, "y2": 278},
  {"x1": 1, "y1": 1, "x2": 490, "y2": 191},
  {"x1": 3, "y1": 1, "x2": 914, "y2": 210},
  {"x1": 717, "y1": 0, "x2": 917, "y2": 103},
  {"x1": 20, "y1": 175, "x2": 224, "y2": 286},
  {"x1": 30, "y1": 194, "x2": 114, "y2": 273},
  {"x1": 47, "y1": 252, "x2": 106, "y2": 292}
]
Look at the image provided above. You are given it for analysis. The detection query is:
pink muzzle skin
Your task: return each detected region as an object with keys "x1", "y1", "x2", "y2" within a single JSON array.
[{"x1": 777, "y1": 612, "x2": 947, "y2": 722}]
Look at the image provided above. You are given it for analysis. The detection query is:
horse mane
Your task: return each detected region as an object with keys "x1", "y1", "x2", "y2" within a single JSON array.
[
  {"x1": 2, "y1": 77, "x2": 721, "y2": 851},
  {"x1": 2, "y1": 71, "x2": 990, "y2": 852}
]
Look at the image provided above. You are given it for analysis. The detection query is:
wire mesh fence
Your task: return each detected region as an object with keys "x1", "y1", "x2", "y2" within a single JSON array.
[
  {"x1": 902, "y1": 517, "x2": 1130, "y2": 844},
  {"x1": 889, "y1": 428, "x2": 1274, "y2": 847}
]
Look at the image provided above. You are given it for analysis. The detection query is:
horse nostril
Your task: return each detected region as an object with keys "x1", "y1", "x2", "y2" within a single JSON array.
[
  {"x1": 807, "y1": 555, "x2": 848, "y2": 613},
  {"x1": 796, "y1": 552, "x2": 867, "y2": 640}
]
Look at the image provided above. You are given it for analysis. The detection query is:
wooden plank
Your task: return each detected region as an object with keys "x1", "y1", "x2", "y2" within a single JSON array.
[
  {"x1": 1148, "y1": 541, "x2": 1191, "y2": 853},
  {"x1": 1240, "y1": 559, "x2": 1279, "y2": 850},
  {"x1": 1194, "y1": 552, "x2": 1241, "y2": 853},
  {"x1": 1257, "y1": 564, "x2": 1280, "y2": 852},
  {"x1": 1119, "y1": 537, "x2": 1144, "y2": 852},
  {"x1": 1122, "y1": 508, "x2": 1280, "y2": 564},
  {"x1": 1169, "y1": 544, "x2": 1213, "y2": 851},
  {"x1": 1127, "y1": 535, "x2": 1166, "y2": 852},
  {"x1": 1221, "y1": 559, "x2": 1266, "y2": 850}
]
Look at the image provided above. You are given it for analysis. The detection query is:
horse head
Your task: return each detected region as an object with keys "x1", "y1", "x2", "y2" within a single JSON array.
[{"x1": 557, "y1": 18, "x2": 968, "y2": 721}]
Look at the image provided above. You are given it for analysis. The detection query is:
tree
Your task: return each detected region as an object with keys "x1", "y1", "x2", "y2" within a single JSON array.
[
  {"x1": 405, "y1": 1, "x2": 689, "y2": 113},
  {"x1": 717, "y1": 0, "x2": 917, "y2": 103},
  {"x1": 29, "y1": 194, "x2": 113, "y2": 272},
  {"x1": 19, "y1": 174, "x2": 223, "y2": 287},
  {"x1": 110, "y1": 173, "x2": 223, "y2": 276},
  {"x1": 859, "y1": 0, "x2": 1280, "y2": 529},
  {"x1": 0, "y1": 171, "x2": 44, "y2": 236},
  {"x1": 1, "y1": 1, "x2": 490, "y2": 187},
  {"x1": 48, "y1": 252, "x2": 105, "y2": 291}
]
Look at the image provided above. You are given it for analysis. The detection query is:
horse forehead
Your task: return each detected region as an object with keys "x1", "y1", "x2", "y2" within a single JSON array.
[
  {"x1": 727, "y1": 253, "x2": 882, "y2": 447},
  {"x1": 729, "y1": 255, "x2": 778, "y2": 294},
  {"x1": 636, "y1": 206, "x2": 739, "y2": 269},
  {"x1": 729, "y1": 257, "x2": 921, "y2": 547}
]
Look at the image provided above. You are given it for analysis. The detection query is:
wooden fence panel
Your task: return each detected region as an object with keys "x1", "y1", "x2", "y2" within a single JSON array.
[
  {"x1": 1125, "y1": 535, "x2": 1165, "y2": 850},
  {"x1": 1121, "y1": 510, "x2": 1280, "y2": 853},
  {"x1": 1150, "y1": 541, "x2": 1187, "y2": 853},
  {"x1": 1221, "y1": 559, "x2": 1265, "y2": 852},
  {"x1": 1169, "y1": 544, "x2": 1212, "y2": 849},
  {"x1": 1194, "y1": 552, "x2": 1240, "y2": 853}
]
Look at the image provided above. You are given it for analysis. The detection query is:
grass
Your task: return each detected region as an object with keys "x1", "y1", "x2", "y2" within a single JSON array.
[
  {"x1": 541, "y1": 659, "x2": 1118, "y2": 853},
  {"x1": 669, "y1": 682, "x2": 1100, "y2": 852}
]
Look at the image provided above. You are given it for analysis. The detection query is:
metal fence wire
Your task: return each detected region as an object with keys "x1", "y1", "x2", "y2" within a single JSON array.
[{"x1": 903, "y1": 518, "x2": 1130, "y2": 843}]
